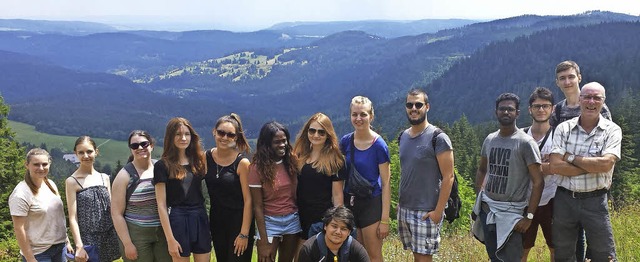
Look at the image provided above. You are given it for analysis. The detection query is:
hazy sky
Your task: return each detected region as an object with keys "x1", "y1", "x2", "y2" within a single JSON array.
[{"x1": 2, "y1": 0, "x2": 639, "y2": 31}]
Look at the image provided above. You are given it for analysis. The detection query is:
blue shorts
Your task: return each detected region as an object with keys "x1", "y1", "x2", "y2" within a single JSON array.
[
  {"x1": 258, "y1": 212, "x2": 302, "y2": 243},
  {"x1": 397, "y1": 207, "x2": 442, "y2": 255},
  {"x1": 169, "y1": 206, "x2": 212, "y2": 257}
]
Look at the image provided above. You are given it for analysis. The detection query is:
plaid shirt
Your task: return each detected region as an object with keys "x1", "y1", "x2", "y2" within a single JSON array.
[{"x1": 551, "y1": 115, "x2": 622, "y2": 192}]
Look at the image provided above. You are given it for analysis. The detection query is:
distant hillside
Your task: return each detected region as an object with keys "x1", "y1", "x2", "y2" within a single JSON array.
[
  {"x1": 2, "y1": 11, "x2": 640, "y2": 141},
  {"x1": 0, "y1": 19, "x2": 117, "y2": 35},
  {"x1": 268, "y1": 19, "x2": 479, "y2": 38},
  {"x1": 0, "y1": 29, "x2": 316, "y2": 77}
]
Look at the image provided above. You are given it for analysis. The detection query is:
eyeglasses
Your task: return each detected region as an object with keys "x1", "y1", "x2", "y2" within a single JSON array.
[
  {"x1": 531, "y1": 104, "x2": 553, "y2": 110},
  {"x1": 497, "y1": 106, "x2": 517, "y2": 113},
  {"x1": 580, "y1": 95, "x2": 605, "y2": 102},
  {"x1": 308, "y1": 127, "x2": 327, "y2": 137},
  {"x1": 405, "y1": 102, "x2": 425, "y2": 109},
  {"x1": 129, "y1": 141, "x2": 150, "y2": 150},
  {"x1": 216, "y1": 130, "x2": 237, "y2": 139}
]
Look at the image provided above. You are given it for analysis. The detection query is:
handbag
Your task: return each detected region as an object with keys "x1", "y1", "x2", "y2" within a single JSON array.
[
  {"x1": 66, "y1": 244, "x2": 99, "y2": 262},
  {"x1": 347, "y1": 134, "x2": 374, "y2": 199}
]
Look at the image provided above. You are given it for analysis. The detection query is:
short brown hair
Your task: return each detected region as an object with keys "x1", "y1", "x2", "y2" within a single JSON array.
[{"x1": 555, "y1": 60, "x2": 580, "y2": 76}]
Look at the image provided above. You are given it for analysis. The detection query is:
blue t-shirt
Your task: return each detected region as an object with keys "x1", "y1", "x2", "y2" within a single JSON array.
[{"x1": 340, "y1": 132, "x2": 390, "y2": 197}]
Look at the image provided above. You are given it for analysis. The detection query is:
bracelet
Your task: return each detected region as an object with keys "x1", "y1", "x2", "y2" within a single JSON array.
[
  {"x1": 379, "y1": 220, "x2": 389, "y2": 225},
  {"x1": 238, "y1": 233, "x2": 249, "y2": 239}
]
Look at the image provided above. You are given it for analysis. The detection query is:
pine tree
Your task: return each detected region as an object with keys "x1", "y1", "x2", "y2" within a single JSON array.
[{"x1": 0, "y1": 95, "x2": 26, "y2": 240}]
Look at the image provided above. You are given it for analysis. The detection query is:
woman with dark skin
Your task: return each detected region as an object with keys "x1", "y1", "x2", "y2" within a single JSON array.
[{"x1": 249, "y1": 121, "x2": 301, "y2": 262}]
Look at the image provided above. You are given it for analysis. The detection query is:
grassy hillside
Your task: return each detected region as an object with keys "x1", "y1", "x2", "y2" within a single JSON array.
[{"x1": 8, "y1": 120, "x2": 162, "y2": 166}]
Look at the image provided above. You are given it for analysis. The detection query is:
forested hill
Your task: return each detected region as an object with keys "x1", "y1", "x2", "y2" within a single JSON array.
[
  {"x1": 416, "y1": 21, "x2": 640, "y2": 124},
  {"x1": 2, "y1": 12, "x2": 640, "y2": 145}
]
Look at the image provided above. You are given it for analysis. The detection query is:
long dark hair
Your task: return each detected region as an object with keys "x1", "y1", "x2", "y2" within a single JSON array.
[
  {"x1": 214, "y1": 113, "x2": 251, "y2": 155},
  {"x1": 127, "y1": 130, "x2": 156, "y2": 163},
  {"x1": 24, "y1": 148, "x2": 57, "y2": 195},
  {"x1": 161, "y1": 117, "x2": 206, "y2": 180},
  {"x1": 252, "y1": 121, "x2": 297, "y2": 187}
]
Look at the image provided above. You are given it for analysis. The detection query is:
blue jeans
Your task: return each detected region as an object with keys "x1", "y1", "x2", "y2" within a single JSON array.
[
  {"x1": 479, "y1": 206, "x2": 523, "y2": 262},
  {"x1": 22, "y1": 243, "x2": 65, "y2": 262}
]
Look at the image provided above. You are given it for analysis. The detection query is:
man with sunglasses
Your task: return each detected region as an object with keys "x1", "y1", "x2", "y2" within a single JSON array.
[
  {"x1": 473, "y1": 93, "x2": 543, "y2": 261},
  {"x1": 549, "y1": 82, "x2": 621, "y2": 261},
  {"x1": 397, "y1": 88, "x2": 454, "y2": 262},
  {"x1": 551, "y1": 60, "x2": 612, "y2": 261}
]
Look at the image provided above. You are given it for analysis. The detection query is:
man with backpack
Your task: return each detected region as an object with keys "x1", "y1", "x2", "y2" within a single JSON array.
[
  {"x1": 521, "y1": 87, "x2": 557, "y2": 262},
  {"x1": 397, "y1": 88, "x2": 454, "y2": 262},
  {"x1": 297, "y1": 206, "x2": 370, "y2": 262}
]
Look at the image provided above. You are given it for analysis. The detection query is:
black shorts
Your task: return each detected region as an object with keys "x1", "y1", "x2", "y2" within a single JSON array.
[
  {"x1": 345, "y1": 194, "x2": 382, "y2": 228},
  {"x1": 169, "y1": 206, "x2": 212, "y2": 256}
]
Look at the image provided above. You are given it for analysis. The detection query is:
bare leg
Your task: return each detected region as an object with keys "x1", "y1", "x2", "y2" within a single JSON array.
[
  {"x1": 360, "y1": 222, "x2": 383, "y2": 262},
  {"x1": 413, "y1": 253, "x2": 433, "y2": 262},
  {"x1": 193, "y1": 252, "x2": 211, "y2": 262},
  {"x1": 521, "y1": 248, "x2": 531, "y2": 262},
  {"x1": 277, "y1": 234, "x2": 299, "y2": 262}
]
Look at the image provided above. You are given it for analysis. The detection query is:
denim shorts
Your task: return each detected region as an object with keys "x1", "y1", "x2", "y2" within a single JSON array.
[
  {"x1": 22, "y1": 243, "x2": 65, "y2": 262},
  {"x1": 258, "y1": 212, "x2": 302, "y2": 243}
]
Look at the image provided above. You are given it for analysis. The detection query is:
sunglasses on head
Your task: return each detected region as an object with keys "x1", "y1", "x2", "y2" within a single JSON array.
[
  {"x1": 216, "y1": 129, "x2": 237, "y2": 139},
  {"x1": 129, "y1": 141, "x2": 150, "y2": 150},
  {"x1": 405, "y1": 102, "x2": 425, "y2": 109},
  {"x1": 308, "y1": 127, "x2": 327, "y2": 136}
]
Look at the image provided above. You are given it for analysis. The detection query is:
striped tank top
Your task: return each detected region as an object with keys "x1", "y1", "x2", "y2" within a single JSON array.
[{"x1": 124, "y1": 178, "x2": 161, "y2": 227}]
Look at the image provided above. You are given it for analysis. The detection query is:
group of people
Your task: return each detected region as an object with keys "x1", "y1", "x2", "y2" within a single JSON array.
[
  {"x1": 472, "y1": 60, "x2": 621, "y2": 262},
  {"x1": 8, "y1": 59, "x2": 621, "y2": 262}
]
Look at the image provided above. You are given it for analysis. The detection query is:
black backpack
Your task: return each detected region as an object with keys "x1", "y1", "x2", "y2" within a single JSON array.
[{"x1": 398, "y1": 128, "x2": 461, "y2": 223}]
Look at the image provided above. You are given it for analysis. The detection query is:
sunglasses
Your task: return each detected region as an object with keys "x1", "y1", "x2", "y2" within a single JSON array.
[
  {"x1": 405, "y1": 102, "x2": 425, "y2": 109},
  {"x1": 308, "y1": 127, "x2": 327, "y2": 136},
  {"x1": 216, "y1": 129, "x2": 237, "y2": 139},
  {"x1": 129, "y1": 141, "x2": 150, "y2": 150}
]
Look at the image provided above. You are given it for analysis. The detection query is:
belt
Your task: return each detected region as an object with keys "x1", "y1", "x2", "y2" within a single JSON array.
[{"x1": 558, "y1": 186, "x2": 608, "y2": 199}]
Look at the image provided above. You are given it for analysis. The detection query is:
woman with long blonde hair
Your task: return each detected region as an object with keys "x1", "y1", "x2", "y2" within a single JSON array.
[{"x1": 293, "y1": 113, "x2": 346, "y2": 241}]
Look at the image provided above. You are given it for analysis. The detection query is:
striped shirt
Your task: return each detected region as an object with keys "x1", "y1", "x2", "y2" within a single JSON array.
[
  {"x1": 124, "y1": 178, "x2": 161, "y2": 227},
  {"x1": 551, "y1": 115, "x2": 622, "y2": 192}
]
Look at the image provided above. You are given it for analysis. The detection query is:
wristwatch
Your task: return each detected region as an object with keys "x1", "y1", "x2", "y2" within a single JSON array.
[
  {"x1": 566, "y1": 154, "x2": 576, "y2": 164},
  {"x1": 526, "y1": 212, "x2": 534, "y2": 220}
]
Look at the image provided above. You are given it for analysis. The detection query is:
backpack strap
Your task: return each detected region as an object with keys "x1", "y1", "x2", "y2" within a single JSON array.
[
  {"x1": 431, "y1": 128, "x2": 443, "y2": 151},
  {"x1": 338, "y1": 236, "x2": 353, "y2": 262},
  {"x1": 554, "y1": 103, "x2": 562, "y2": 126},
  {"x1": 123, "y1": 162, "x2": 140, "y2": 203},
  {"x1": 316, "y1": 232, "x2": 327, "y2": 260}
]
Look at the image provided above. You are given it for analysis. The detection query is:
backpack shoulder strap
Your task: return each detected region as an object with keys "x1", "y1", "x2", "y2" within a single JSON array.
[
  {"x1": 123, "y1": 162, "x2": 140, "y2": 203},
  {"x1": 339, "y1": 236, "x2": 353, "y2": 262},
  {"x1": 315, "y1": 233, "x2": 327, "y2": 259},
  {"x1": 431, "y1": 127, "x2": 443, "y2": 150}
]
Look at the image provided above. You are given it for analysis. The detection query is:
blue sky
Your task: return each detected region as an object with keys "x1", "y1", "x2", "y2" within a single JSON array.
[{"x1": 2, "y1": 0, "x2": 638, "y2": 31}]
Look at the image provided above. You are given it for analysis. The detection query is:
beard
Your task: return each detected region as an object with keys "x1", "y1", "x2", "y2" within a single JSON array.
[{"x1": 407, "y1": 113, "x2": 426, "y2": 125}]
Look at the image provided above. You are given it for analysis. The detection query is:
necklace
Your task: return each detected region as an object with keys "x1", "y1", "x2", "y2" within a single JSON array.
[{"x1": 215, "y1": 163, "x2": 221, "y2": 179}]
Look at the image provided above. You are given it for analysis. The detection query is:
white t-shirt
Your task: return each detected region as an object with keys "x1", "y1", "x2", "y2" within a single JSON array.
[
  {"x1": 9, "y1": 180, "x2": 67, "y2": 255},
  {"x1": 526, "y1": 128, "x2": 557, "y2": 206}
]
